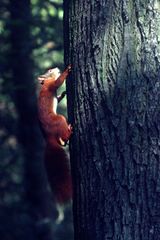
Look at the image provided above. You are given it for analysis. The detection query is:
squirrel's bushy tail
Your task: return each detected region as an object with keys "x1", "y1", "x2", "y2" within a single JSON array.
[{"x1": 44, "y1": 140, "x2": 72, "y2": 204}]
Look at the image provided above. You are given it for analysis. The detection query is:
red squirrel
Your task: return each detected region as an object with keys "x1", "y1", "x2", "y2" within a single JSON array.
[{"x1": 37, "y1": 65, "x2": 72, "y2": 204}]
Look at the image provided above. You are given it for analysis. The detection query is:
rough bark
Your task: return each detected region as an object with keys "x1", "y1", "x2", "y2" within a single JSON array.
[{"x1": 64, "y1": 0, "x2": 160, "y2": 239}]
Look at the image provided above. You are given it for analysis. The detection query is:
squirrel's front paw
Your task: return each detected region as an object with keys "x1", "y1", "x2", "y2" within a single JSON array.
[
  {"x1": 68, "y1": 124, "x2": 73, "y2": 133},
  {"x1": 67, "y1": 64, "x2": 72, "y2": 72}
]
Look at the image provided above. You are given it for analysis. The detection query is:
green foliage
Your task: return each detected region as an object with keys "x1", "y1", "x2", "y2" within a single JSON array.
[{"x1": 31, "y1": 0, "x2": 64, "y2": 73}]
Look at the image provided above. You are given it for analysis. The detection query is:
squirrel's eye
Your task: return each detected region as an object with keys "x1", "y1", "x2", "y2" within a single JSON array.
[{"x1": 48, "y1": 69, "x2": 52, "y2": 73}]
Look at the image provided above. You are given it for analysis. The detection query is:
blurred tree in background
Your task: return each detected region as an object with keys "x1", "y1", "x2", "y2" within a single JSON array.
[{"x1": 0, "y1": 0, "x2": 73, "y2": 239}]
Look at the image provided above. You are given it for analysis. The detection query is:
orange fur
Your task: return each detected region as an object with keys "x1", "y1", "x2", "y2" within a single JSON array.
[{"x1": 38, "y1": 65, "x2": 72, "y2": 203}]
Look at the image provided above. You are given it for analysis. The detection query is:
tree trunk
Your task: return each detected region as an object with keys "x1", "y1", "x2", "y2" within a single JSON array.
[
  {"x1": 9, "y1": 1, "x2": 55, "y2": 239},
  {"x1": 64, "y1": 0, "x2": 160, "y2": 239}
]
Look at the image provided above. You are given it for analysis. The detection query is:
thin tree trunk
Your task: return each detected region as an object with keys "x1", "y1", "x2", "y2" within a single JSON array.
[
  {"x1": 9, "y1": 1, "x2": 55, "y2": 239},
  {"x1": 64, "y1": 0, "x2": 160, "y2": 239}
]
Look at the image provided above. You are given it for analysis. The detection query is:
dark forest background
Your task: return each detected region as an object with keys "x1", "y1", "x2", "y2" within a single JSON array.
[{"x1": 0, "y1": 0, "x2": 73, "y2": 239}]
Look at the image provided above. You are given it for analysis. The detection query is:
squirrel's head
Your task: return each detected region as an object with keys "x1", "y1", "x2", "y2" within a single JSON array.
[{"x1": 38, "y1": 67, "x2": 61, "y2": 85}]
